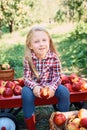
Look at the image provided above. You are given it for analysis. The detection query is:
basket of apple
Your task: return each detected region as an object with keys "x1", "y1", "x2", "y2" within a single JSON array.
[
  {"x1": 0, "y1": 78, "x2": 24, "y2": 97},
  {"x1": 61, "y1": 73, "x2": 87, "y2": 92},
  {"x1": 0, "y1": 63, "x2": 14, "y2": 81},
  {"x1": 49, "y1": 108, "x2": 87, "y2": 130}
]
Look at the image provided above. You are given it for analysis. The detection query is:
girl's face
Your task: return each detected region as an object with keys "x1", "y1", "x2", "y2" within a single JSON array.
[{"x1": 29, "y1": 30, "x2": 50, "y2": 59}]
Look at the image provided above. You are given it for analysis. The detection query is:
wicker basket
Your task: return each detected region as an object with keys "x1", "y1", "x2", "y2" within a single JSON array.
[
  {"x1": 49, "y1": 111, "x2": 78, "y2": 130},
  {"x1": 0, "y1": 69, "x2": 14, "y2": 81}
]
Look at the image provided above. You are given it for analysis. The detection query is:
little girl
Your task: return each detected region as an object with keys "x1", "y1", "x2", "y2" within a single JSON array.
[{"x1": 22, "y1": 26, "x2": 70, "y2": 130}]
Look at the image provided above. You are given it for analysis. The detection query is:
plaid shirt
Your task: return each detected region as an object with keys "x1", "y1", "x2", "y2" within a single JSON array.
[{"x1": 23, "y1": 50, "x2": 61, "y2": 90}]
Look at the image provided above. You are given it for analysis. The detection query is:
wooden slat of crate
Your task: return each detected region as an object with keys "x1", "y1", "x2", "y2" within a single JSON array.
[{"x1": 0, "y1": 69, "x2": 14, "y2": 81}]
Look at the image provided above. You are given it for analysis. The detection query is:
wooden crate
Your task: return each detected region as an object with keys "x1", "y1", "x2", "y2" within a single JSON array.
[{"x1": 0, "y1": 69, "x2": 14, "y2": 81}]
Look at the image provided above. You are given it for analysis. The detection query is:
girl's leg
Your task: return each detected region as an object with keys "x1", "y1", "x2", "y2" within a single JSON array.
[
  {"x1": 21, "y1": 86, "x2": 35, "y2": 118},
  {"x1": 55, "y1": 84, "x2": 70, "y2": 112},
  {"x1": 21, "y1": 86, "x2": 36, "y2": 130}
]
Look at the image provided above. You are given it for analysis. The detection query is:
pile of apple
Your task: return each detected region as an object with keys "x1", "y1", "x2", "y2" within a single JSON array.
[
  {"x1": 53, "y1": 108, "x2": 87, "y2": 130},
  {"x1": 66, "y1": 108, "x2": 87, "y2": 130},
  {"x1": 61, "y1": 73, "x2": 87, "y2": 92},
  {"x1": 0, "y1": 78, "x2": 24, "y2": 97}
]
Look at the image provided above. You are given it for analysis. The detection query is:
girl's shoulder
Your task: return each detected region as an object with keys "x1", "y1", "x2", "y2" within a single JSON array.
[{"x1": 48, "y1": 51, "x2": 59, "y2": 59}]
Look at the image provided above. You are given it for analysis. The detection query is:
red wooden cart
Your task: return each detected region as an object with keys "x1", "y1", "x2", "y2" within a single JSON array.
[
  {"x1": 0, "y1": 91, "x2": 87, "y2": 108},
  {"x1": 0, "y1": 91, "x2": 87, "y2": 130}
]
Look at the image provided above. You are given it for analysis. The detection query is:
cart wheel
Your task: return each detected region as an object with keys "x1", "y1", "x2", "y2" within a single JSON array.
[{"x1": 0, "y1": 113, "x2": 19, "y2": 130}]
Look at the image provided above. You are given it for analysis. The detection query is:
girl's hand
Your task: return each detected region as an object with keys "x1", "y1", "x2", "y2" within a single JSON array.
[
  {"x1": 33, "y1": 86, "x2": 42, "y2": 98},
  {"x1": 47, "y1": 87, "x2": 55, "y2": 99}
]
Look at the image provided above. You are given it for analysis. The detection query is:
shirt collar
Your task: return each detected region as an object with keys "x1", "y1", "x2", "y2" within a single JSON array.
[{"x1": 31, "y1": 50, "x2": 51, "y2": 60}]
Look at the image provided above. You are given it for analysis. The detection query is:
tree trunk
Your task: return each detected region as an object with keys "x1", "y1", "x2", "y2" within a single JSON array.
[{"x1": 9, "y1": 20, "x2": 14, "y2": 33}]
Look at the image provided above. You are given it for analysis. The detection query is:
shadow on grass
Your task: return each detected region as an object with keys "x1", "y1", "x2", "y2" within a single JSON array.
[{"x1": 52, "y1": 32, "x2": 87, "y2": 76}]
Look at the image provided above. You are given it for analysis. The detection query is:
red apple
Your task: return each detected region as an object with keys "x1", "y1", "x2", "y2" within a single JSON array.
[
  {"x1": 0, "y1": 85, "x2": 5, "y2": 95},
  {"x1": 0, "y1": 80, "x2": 6, "y2": 86},
  {"x1": 5, "y1": 81, "x2": 15, "y2": 90},
  {"x1": 72, "y1": 81, "x2": 81, "y2": 91},
  {"x1": 3, "y1": 87, "x2": 13, "y2": 97},
  {"x1": 40, "y1": 88, "x2": 49, "y2": 99},
  {"x1": 1, "y1": 63, "x2": 11, "y2": 70},
  {"x1": 1, "y1": 127, "x2": 6, "y2": 130},
  {"x1": 16, "y1": 78, "x2": 24, "y2": 87},
  {"x1": 13, "y1": 85, "x2": 22, "y2": 95},
  {"x1": 69, "y1": 73, "x2": 79, "y2": 83},
  {"x1": 13, "y1": 80, "x2": 20, "y2": 85},
  {"x1": 64, "y1": 83, "x2": 73, "y2": 92},
  {"x1": 61, "y1": 74, "x2": 70, "y2": 84},
  {"x1": 80, "y1": 118, "x2": 87, "y2": 128},
  {"x1": 53, "y1": 113, "x2": 66, "y2": 126}
]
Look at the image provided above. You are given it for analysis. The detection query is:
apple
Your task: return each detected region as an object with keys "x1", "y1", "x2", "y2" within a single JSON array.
[
  {"x1": 5, "y1": 81, "x2": 15, "y2": 90},
  {"x1": 13, "y1": 85, "x2": 22, "y2": 95},
  {"x1": 61, "y1": 74, "x2": 70, "y2": 84},
  {"x1": 72, "y1": 118, "x2": 80, "y2": 127},
  {"x1": 1, "y1": 63, "x2": 11, "y2": 70},
  {"x1": 3, "y1": 87, "x2": 13, "y2": 97},
  {"x1": 16, "y1": 78, "x2": 24, "y2": 87},
  {"x1": 40, "y1": 88, "x2": 49, "y2": 99},
  {"x1": 78, "y1": 109, "x2": 87, "y2": 119},
  {"x1": 64, "y1": 83, "x2": 73, "y2": 92},
  {"x1": 0, "y1": 80, "x2": 6, "y2": 86},
  {"x1": 1, "y1": 127, "x2": 6, "y2": 130},
  {"x1": 67, "y1": 122, "x2": 79, "y2": 130},
  {"x1": 0, "y1": 85, "x2": 5, "y2": 95},
  {"x1": 80, "y1": 127, "x2": 87, "y2": 130},
  {"x1": 13, "y1": 80, "x2": 20, "y2": 85},
  {"x1": 80, "y1": 118, "x2": 87, "y2": 128},
  {"x1": 72, "y1": 81, "x2": 81, "y2": 91},
  {"x1": 53, "y1": 113, "x2": 66, "y2": 126},
  {"x1": 81, "y1": 81, "x2": 87, "y2": 91},
  {"x1": 69, "y1": 73, "x2": 79, "y2": 83}
]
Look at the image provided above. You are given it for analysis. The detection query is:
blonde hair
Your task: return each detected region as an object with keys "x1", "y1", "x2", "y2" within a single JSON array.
[{"x1": 24, "y1": 26, "x2": 58, "y2": 79}]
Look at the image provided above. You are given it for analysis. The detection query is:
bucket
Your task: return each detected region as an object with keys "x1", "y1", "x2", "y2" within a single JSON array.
[{"x1": 0, "y1": 69, "x2": 14, "y2": 81}]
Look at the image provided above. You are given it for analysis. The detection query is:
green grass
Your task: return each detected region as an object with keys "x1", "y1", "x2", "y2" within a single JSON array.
[
  {"x1": 0, "y1": 43, "x2": 24, "y2": 78},
  {"x1": 54, "y1": 32, "x2": 87, "y2": 76},
  {"x1": 0, "y1": 22, "x2": 87, "y2": 78}
]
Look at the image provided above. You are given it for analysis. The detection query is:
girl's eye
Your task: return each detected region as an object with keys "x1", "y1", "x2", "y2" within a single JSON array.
[
  {"x1": 43, "y1": 39, "x2": 46, "y2": 41},
  {"x1": 34, "y1": 40, "x2": 39, "y2": 43}
]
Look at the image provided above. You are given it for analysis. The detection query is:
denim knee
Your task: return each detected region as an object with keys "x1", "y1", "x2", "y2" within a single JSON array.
[
  {"x1": 55, "y1": 84, "x2": 70, "y2": 99},
  {"x1": 55, "y1": 84, "x2": 70, "y2": 112}
]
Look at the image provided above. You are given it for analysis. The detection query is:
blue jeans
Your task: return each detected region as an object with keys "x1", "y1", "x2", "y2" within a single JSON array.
[{"x1": 21, "y1": 84, "x2": 70, "y2": 118}]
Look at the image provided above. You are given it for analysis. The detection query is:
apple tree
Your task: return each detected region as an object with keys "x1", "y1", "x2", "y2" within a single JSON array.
[{"x1": 0, "y1": 0, "x2": 30, "y2": 32}]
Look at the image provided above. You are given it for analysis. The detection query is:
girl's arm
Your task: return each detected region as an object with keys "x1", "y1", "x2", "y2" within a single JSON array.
[
  {"x1": 23, "y1": 59, "x2": 39, "y2": 89},
  {"x1": 45, "y1": 57, "x2": 61, "y2": 90}
]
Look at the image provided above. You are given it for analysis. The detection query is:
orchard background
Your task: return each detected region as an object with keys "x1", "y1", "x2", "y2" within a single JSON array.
[{"x1": 0, "y1": 0, "x2": 87, "y2": 129}]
